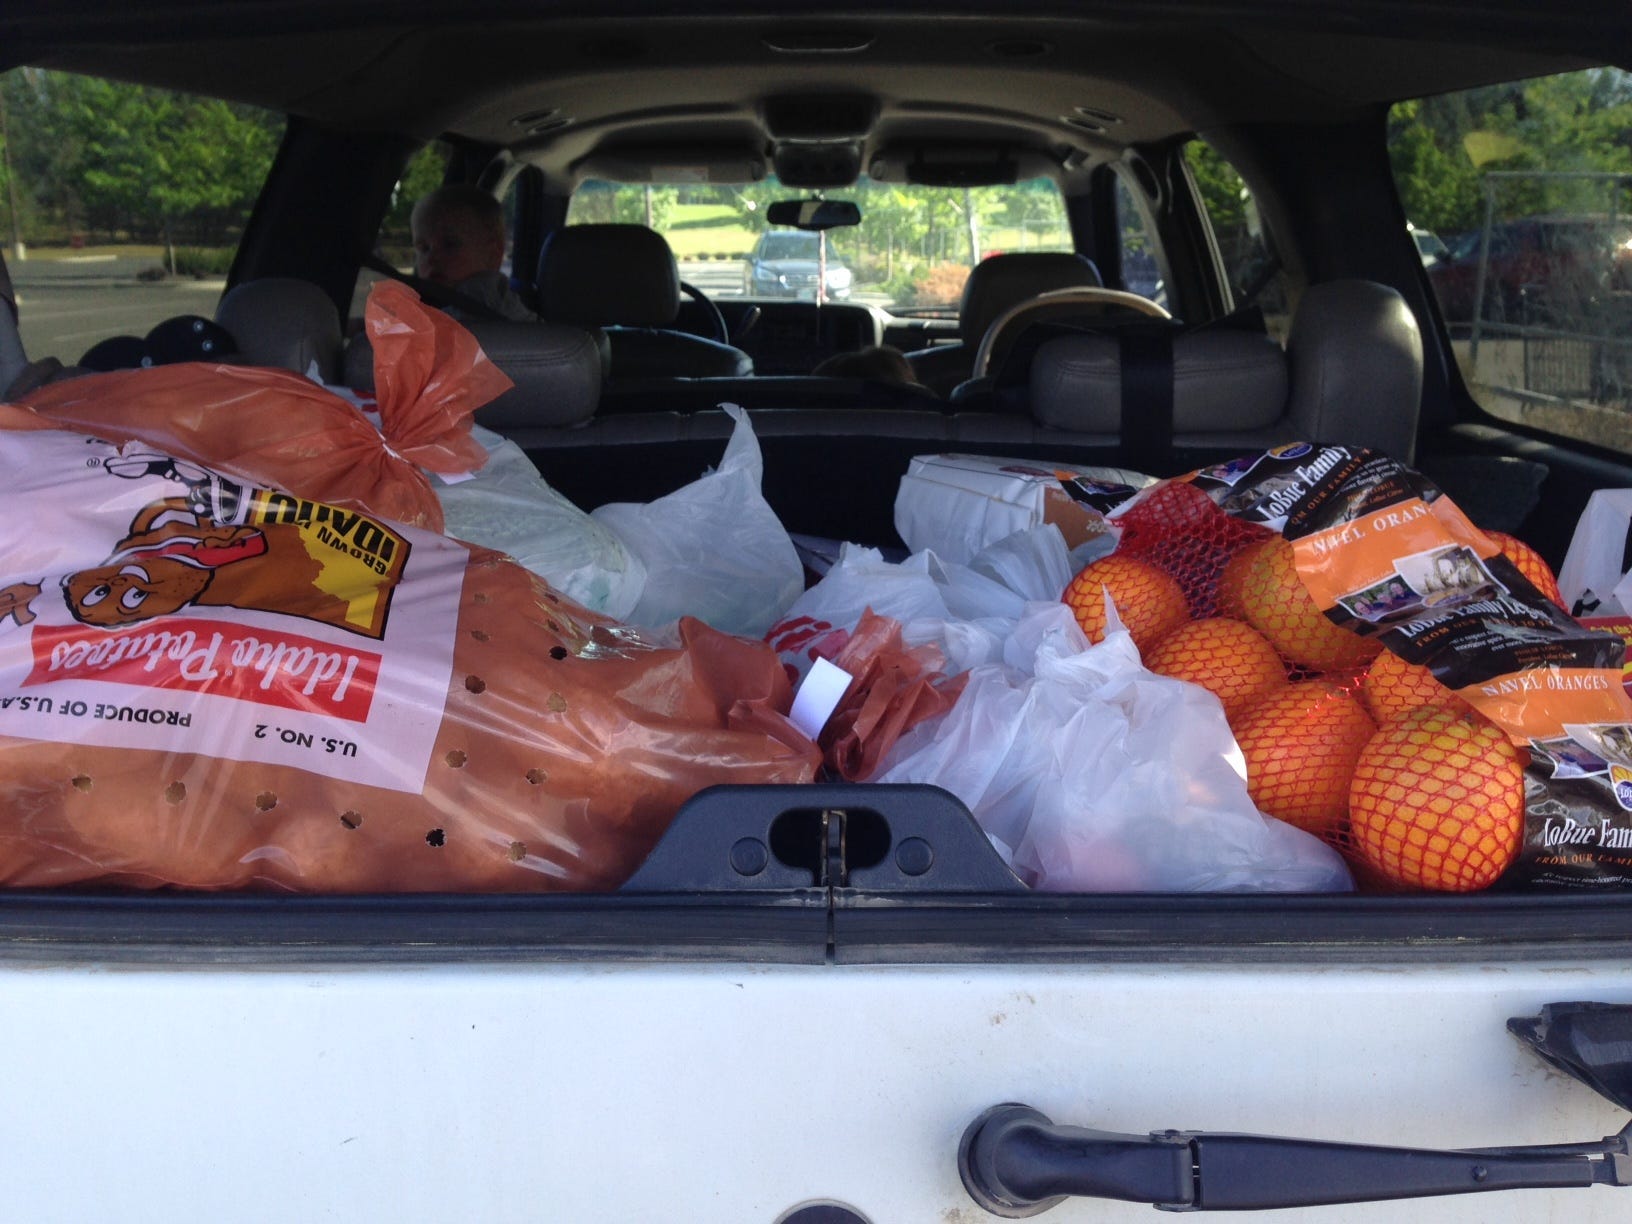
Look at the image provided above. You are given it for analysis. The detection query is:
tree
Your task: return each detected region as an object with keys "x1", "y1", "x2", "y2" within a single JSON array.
[
  {"x1": 381, "y1": 141, "x2": 450, "y2": 241},
  {"x1": 0, "y1": 68, "x2": 282, "y2": 251},
  {"x1": 566, "y1": 180, "x2": 677, "y2": 229},
  {"x1": 1391, "y1": 69, "x2": 1632, "y2": 236},
  {"x1": 1387, "y1": 98, "x2": 1484, "y2": 234}
]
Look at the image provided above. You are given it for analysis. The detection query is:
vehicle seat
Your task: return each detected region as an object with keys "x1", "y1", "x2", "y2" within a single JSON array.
[
  {"x1": 904, "y1": 252, "x2": 1103, "y2": 396},
  {"x1": 344, "y1": 315, "x2": 604, "y2": 435},
  {"x1": 535, "y1": 224, "x2": 753, "y2": 379},
  {"x1": 1026, "y1": 279, "x2": 1423, "y2": 466},
  {"x1": 215, "y1": 277, "x2": 343, "y2": 381}
]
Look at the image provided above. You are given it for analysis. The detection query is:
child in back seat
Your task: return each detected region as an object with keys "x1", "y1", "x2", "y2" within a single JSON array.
[
  {"x1": 812, "y1": 344, "x2": 921, "y2": 386},
  {"x1": 410, "y1": 185, "x2": 538, "y2": 323}
]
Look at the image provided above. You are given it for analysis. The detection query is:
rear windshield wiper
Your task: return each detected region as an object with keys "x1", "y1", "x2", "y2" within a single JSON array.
[{"x1": 960, "y1": 1002, "x2": 1632, "y2": 1215}]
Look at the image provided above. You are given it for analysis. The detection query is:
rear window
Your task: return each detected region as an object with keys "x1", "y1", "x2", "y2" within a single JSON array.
[
  {"x1": 1390, "y1": 68, "x2": 1632, "y2": 452},
  {"x1": 0, "y1": 67, "x2": 283, "y2": 367},
  {"x1": 564, "y1": 174, "x2": 1072, "y2": 313}
]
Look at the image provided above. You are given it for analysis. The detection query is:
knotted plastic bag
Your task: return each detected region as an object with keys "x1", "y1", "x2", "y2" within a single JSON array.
[
  {"x1": 5, "y1": 281, "x2": 510, "y2": 533},
  {"x1": 767, "y1": 524, "x2": 1076, "y2": 682}
]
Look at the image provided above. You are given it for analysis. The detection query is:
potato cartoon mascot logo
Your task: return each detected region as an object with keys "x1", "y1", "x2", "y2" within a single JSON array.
[
  {"x1": 61, "y1": 492, "x2": 408, "y2": 640},
  {"x1": 64, "y1": 499, "x2": 269, "y2": 629}
]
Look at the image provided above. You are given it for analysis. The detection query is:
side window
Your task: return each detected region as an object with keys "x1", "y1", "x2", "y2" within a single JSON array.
[
  {"x1": 1390, "y1": 69, "x2": 1632, "y2": 453},
  {"x1": 1113, "y1": 171, "x2": 1168, "y2": 309},
  {"x1": 1184, "y1": 140, "x2": 1292, "y2": 336},
  {"x1": 351, "y1": 140, "x2": 450, "y2": 323},
  {"x1": 0, "y1": 67, "x2": 283, "y2": 367}
]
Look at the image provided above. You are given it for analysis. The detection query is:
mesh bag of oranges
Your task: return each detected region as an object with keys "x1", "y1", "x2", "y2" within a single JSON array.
[{"x1": 1062, "y1": 443, "x2": 1632, "y2": 892}]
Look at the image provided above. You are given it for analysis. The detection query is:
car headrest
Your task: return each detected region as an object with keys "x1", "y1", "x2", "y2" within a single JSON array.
[
  {"x1": 215, "y1": 277, "x2": 343, "y2": 381},
  {"x1": 1029, "y1": 327, "x2": 1288, "y2": 433},
  {"x1": 959, "y1": 252, "x2": 1103, "y2": 344},
  {"x1": 1027, "y1": 281, "x2": 1422, "y2": 459},
  {"x1": 344, "y1": 318, "x2": 604, "y2": 432},
  {"x1": 1286, "y1": 279, "x2": 1422, "y2": 462},
  {"x1": 536, "y1": 224, "x2": 680, "y2": 328}
]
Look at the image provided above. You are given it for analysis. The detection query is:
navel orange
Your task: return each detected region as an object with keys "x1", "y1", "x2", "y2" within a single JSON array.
[
  {"x1": 1233, "y1": 680, "x2": 1376, "y2": 838},
  {"x1": 1063, "y1": 554, "x2": 1190, "y2": 653},
  {"x1": 1348, "y1": 704, "x2": 1525, "y2": 892},
  {"x1": 1486, "y1": 530, "x2": 1564, "y2": 607},
  {"x1": 1144, "y1": 617, "x2": 1287, "y2": 723},
  {"x1": 1360, "y1": 649, "x2": 1464, "y2": 724},
  {"x1": 1230, "y1": 536, "x2": 1382, "y2": 674}
]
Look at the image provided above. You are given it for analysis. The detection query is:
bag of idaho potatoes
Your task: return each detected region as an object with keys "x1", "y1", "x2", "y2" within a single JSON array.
[{"x1": 0, "y1": 428, "x2": 818, "y2": 892}]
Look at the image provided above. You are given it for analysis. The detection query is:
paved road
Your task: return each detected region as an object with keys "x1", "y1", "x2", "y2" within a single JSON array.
[
  {"x1": 9, "y1": 257, "x2": 894, "y2": 365},
  {"x1": 12, "y1": 258, "x2": 226, "y2": 365},
  {"x1": 679, "y1": 259, "x2": 893, "y2": 308},
  {"x1": 680, "y1": 260, "x2": 746, "y2": 298}
]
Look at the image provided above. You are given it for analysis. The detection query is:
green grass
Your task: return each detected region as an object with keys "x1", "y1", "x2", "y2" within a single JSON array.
[
  {"x1": 667, "y1": 203, "x2": 741, "y2": 229},
  {"x1": 665, "y1": 220, "x2": 756, "y2": 259},
  {"x1": 661, "y1": 217, "x2": 1073, "y2": 262}
]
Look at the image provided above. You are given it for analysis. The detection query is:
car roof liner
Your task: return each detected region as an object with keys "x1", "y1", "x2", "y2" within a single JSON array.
[{"x1": 2, "y1": 3, "x2": 1625, "y2": 149}]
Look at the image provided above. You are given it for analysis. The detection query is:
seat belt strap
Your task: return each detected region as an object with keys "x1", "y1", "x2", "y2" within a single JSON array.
[{"x1": 1119, "y1": 327, "x2": 1176, "y2": 475}]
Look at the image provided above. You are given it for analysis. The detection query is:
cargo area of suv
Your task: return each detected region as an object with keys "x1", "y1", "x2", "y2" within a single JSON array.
[{"x1": 3, "y1": 3, "x2": 1632, "y2": 1221}]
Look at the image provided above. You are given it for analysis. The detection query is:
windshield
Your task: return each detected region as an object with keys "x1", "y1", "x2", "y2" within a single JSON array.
[
  {"x1": 756, "y1": 232, "x2": 824, "y2": 261},
  {"x1": 566, "y1": 174, "x2": 1073, "y2": 312}
]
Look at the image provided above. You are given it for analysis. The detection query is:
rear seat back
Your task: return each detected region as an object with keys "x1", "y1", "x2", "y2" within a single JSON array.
[
  {"x1": 1029, "y1": 327, "x2": 1286, "y2": 440},
  {"x1": 344, "y1": 317, "x2": 604, "y2": 433},
  {"x1": 211, "y1": 275, "x2": 602, "y2": 434},
  {"x1": 1027, "y1": 278, "x2": 1423, "y2": 464}
]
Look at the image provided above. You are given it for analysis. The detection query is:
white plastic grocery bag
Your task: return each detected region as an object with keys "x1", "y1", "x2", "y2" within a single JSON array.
[
  {"x1": 1557, "y1": 487, "x2": 1632, "y2": 618},
  {"x1": 874, "y1": 605, "x2": 1354, "y2": 893},
  {"x1": 766, "y1": 524, "x2": 1076, "y2": 681},
  {"x1": 437, "y1": 425, "x2": 647, "y2": 619},
  {"x1": 592, "y1": 405, "x2": 803, "y2": 637}
]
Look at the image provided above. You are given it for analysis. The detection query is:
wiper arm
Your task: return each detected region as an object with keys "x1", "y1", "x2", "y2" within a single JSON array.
[{"x1": 959, "y1": 1106, "x2": 1632, "y2": 1215}]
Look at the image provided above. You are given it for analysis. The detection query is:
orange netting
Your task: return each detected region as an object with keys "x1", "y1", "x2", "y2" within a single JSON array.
[{"x1": 1059, "y1": 475, "x2": 1545, "y2": 890}]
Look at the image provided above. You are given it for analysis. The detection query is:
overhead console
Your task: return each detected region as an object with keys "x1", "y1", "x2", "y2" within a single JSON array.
[{"x1": 763, "y1": 92, "x2": 878, "y2": 188}]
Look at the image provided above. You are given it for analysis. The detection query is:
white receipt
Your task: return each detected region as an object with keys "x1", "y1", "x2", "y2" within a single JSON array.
[{"x1": 789, "y1": 656, "x2": 855, "y2": 740}]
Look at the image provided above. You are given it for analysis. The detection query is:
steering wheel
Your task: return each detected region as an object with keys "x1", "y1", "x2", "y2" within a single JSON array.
[
  {"x1": 680, "y1": 281, "x2": 729, "y2": 345},
  {"x1": 971, "y1": 287, "x2": 1172, "y2": 380}
]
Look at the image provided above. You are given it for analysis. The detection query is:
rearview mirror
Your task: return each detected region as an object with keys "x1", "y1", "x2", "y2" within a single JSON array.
[{"x1": 765, "y1": 199, "x2": 861, "y2": 231}]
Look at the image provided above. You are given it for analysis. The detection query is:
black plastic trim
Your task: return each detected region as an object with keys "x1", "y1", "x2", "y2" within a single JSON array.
[
  {"x1": 832, "y1": 891, "x2": 1632, "y2": 964},
  {"x1": 0, "y1": 891, "x2": 828, "y2": 964},
  {"x1": 3, "y1": 888, "x2": 1632, "y2": 966}
]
